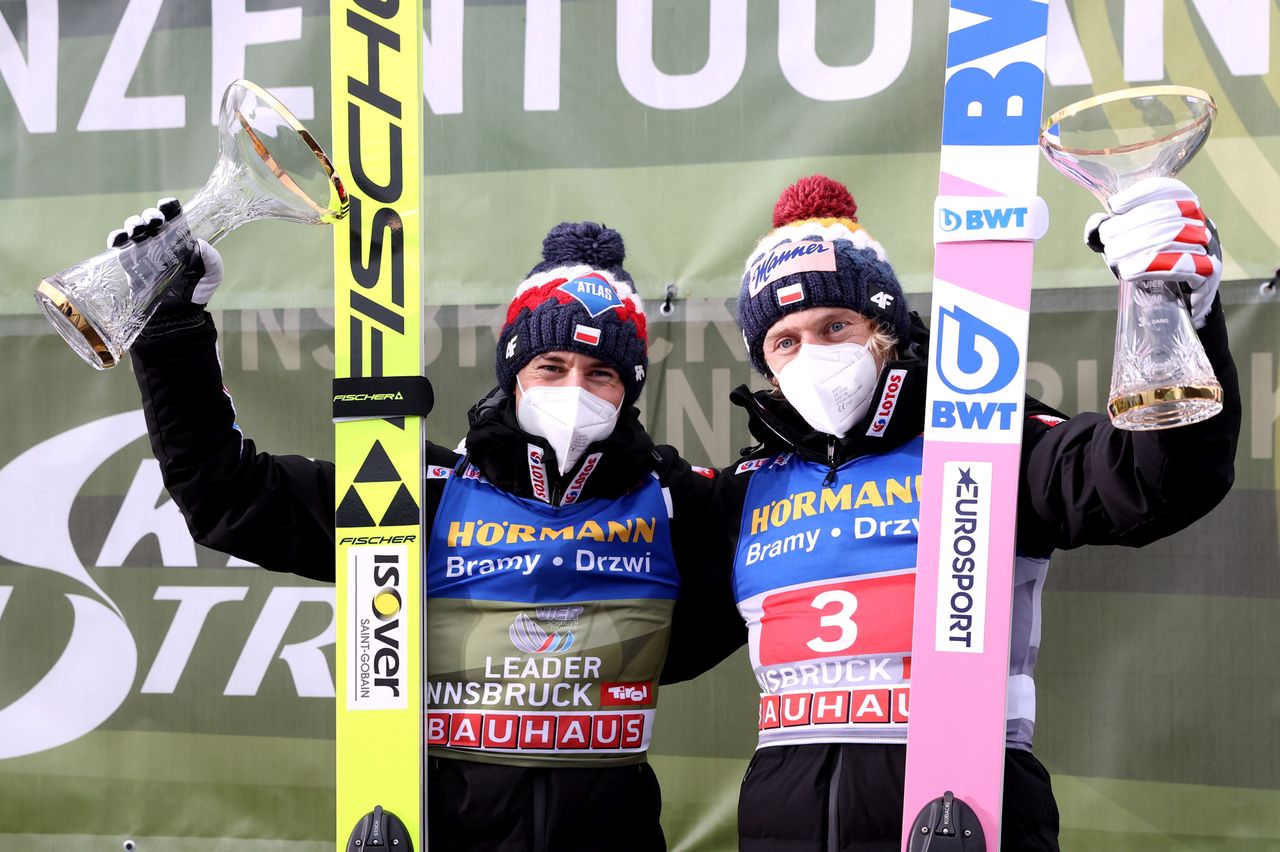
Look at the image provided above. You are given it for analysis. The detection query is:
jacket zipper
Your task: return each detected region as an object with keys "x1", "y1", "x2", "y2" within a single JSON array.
[
  {"x1": 822, "y1": 438, "x2": 838, "y2": 487},
  {"x1": 826, "y1": 747, "x2": 844, "y2": 851}
]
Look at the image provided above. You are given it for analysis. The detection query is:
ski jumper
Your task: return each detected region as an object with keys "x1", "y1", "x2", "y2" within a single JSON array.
[
  {"x1": 129, "y1": 305, "x2": 745, "y2": 852},
  {"x1": 717, "y1": 308, "x2": 1240, "y2": 852}
]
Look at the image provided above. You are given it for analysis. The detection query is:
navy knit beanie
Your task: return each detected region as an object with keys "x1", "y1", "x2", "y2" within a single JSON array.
[
  {"x1": 496, "y1": 222, "x2": 648, "y2": 405},
  {"x1": 738, "y1": 175, "x2": 911, "y2": 375}
]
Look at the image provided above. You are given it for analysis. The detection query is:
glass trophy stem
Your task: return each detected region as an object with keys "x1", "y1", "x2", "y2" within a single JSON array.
[{"x1": 1107, "y1": 275, "x2": 1222, "y2": 429}]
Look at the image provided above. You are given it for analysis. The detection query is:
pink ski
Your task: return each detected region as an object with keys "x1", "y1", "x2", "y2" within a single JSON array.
[{"x1": 902, "y1": 2, "x2": 1050, "y2": 850}]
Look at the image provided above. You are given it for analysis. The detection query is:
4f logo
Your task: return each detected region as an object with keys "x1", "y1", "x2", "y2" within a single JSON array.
[{"x1": 869, "y1": 290, "x2": 895, "y2": 310}]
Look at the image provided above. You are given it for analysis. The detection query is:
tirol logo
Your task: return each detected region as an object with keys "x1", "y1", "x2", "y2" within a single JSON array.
[
  {"x1": 745, "y1": 239, "x2": 837, "y2": 298},
  {"x1": 509, "y1": 607, "x2": 582, "y2": 654},
  {"x1": 560, "y1": 274, "x2": 621, "y2": 317},
  {"x1": 867, "y1": 369, "x2": 908, "y2": 437},
  {"x1": 348, "y1": 545, "x2": 409, "y2": 710},
  {"x1": 601, "y1": 682, "x2": 653, "y2": 706}
]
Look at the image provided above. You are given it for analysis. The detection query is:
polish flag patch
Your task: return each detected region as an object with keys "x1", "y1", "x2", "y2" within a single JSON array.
[
  {"x1": 691, "y1": 465, "x2": 716, "y2": 479},
  {"x1": 776, "y1": 282, "x2": 805, "y2": 306},
  {"x1": 573, "y1": 324, "x2": 601, "y2": 346}
]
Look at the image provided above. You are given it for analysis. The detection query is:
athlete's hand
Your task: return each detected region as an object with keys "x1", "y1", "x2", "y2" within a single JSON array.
[
  {"x1": 109, "y1": 199, "x2": 224, "y2": 306},
  {"x1": 1084, "y1": 177, "x2": 1221, "y2": 329}
]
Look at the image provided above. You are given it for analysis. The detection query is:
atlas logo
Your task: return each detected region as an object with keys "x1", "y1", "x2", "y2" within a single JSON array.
[
  {"x1": 867, "y1": 369, "x2": 907, "y2": 437},
  {"x1": 560, "y1": 274, "x2": 621, "y2": 317}
]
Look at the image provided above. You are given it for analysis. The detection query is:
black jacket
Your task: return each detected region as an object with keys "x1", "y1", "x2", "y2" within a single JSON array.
[
  {"x1": 717, "y1": 302, "x2": 1240, "y2": 555},
  {"x1": 129, "y1": 305, "x2": 745, "y2": 852}
]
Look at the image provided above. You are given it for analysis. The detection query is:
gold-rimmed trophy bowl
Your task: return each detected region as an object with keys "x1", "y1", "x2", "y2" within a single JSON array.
[
  {"x1": 34, "y1": 79, "x2": 348, "y2": 370},
  {"x1": 1040, "y1": 85, "x2": 1222, "y2": 430}
]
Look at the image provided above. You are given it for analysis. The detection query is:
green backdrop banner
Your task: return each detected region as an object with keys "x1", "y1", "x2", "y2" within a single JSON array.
[{"x1": 2, "y1": 2, "x2": 1279, "y2": 850}]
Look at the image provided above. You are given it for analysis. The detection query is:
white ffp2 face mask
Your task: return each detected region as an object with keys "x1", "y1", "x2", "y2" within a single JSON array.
[
  {"x1": 516, "y1": 381, "x2": 620, "y2": 474},
  {"x1": 775, "y1": 341, "x2": 879, "y2": 438}
]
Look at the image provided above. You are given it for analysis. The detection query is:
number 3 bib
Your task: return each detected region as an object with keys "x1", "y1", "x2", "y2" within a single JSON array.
[{"x1": 732, "y1": 441, "x2": 924, "y2": 747}]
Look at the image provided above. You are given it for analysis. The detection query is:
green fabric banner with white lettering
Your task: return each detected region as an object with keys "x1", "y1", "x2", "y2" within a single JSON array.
[{"x1": 1, "y1": 2, "x2": 1278, "y2": 849}]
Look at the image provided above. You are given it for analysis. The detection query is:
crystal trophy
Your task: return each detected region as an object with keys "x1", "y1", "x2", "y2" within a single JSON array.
[
  {"x1": 1040, "y1": 85, "x2": 1222, "y2": 430},
  {"x1": 35, "y1": 79, "x2": 348, "y2": 370}
]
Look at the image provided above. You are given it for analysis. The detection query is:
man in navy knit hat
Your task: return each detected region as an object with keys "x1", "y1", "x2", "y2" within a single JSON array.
[
  {"x1": 120, "y1": 214, "x2": 744, "y2": 851},
  {"x1": 713, "y1": 175, "x2": 1240, "y2": 851}
]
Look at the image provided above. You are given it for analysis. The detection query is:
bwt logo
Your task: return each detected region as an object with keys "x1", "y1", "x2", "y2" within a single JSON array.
[
  {"x1": 932, "y1": 305, "x2": 1020, "y2": 431},
  {"x1": 938, "y1": 206, "x2": 1029, "y2": 233}
]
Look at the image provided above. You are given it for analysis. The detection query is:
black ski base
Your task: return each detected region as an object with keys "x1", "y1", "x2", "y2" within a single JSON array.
[
  {"x1": 908, "y1": 791, "x2": 986, "y2": 851},
  {"x1": 346, "y1": 805, "x2": 413, "y2": 851}
]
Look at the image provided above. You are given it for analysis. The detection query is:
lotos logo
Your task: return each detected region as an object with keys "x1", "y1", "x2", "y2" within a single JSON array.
[
  {"x1": 509, "y1": 609, "x2": 580, "y2": 654},
  {"x1": 527, "y1": 444, "x2": 550, "y2": 503},
  {"x1": 601, "y1": 682, "x2": 653, "y2": 706},
  {"x1": 934, "y1": 305, "x2": 1019, "y2": 396},
  {"x1": 562, "y1": 452, "x2": 602, "y2": 506},
  {"x1": 867, "y1": 369, "x2": 908, "y2": 437}
]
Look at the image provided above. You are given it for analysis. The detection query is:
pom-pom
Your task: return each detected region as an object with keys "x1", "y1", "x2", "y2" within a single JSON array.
[
  {"x1": 540, "y1": 221, "x2": 626, "y2": 269},
  {"x1": 772, "y1": 175, "x2": 859, "y2": 229}
]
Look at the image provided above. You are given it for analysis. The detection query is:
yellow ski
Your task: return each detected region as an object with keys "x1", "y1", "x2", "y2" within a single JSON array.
[{"x1": 331, "y1": 2, "x2": 426, "y2": 849}]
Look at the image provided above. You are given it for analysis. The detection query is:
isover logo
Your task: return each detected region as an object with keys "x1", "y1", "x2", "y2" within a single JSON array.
[
  {"x1": 930, "y1": 293, "x2": 1023, "y2": 435},
  {"x1": 348, "y1": 545, "x2": 408, "y2": 710}
]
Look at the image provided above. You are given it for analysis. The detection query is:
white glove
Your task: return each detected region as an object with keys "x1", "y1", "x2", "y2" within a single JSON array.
[
  {"x1": 1084, "y1": 177, "x2": 1221, "y2": 329},
  {"x1": 109, "y1": 199, "x2": 224, "y2": 306}
]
